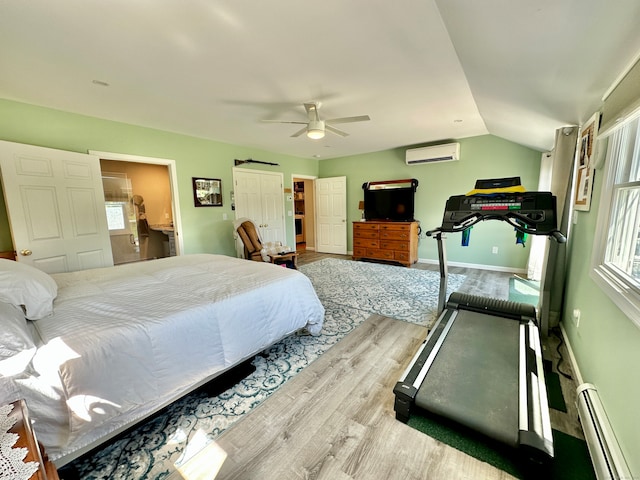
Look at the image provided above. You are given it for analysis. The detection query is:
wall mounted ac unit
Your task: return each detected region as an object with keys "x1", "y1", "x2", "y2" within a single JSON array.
[
  {"x1": 576, "y1": 383, "x2": 631, "y2": 480},
  {"x1": 405, "y1": 143, "x2": 460, "y2": 165}
]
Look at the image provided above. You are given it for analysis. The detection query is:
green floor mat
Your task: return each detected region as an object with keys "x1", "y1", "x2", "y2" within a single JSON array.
[
  {"x1": 407, "y1": 412, "x2": 595, "y2": 479},
  {"x1": 546, "y1": 371, "x2": 567, "y2": 412}
]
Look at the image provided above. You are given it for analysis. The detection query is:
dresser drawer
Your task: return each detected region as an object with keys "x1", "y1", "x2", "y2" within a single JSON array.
[
  {"x1": 380, "y1": 240, "x2": 409, "y2": 251},
  {"x1": 353, "y1": 247, "x2": 367, "y2": 258},
  {"x1": 353, "y1": 229, "x2": 379, "y2": 240},
  {"x1": 394, "y1": 251, "x2": 411, "y2": 263},
  {"x1": 380, "y1": 229, "x2": 411, "y2": 240},
  {"x1": 366, "y1": 248, "x2": 394, "y2": 260},
  {"x1": 354, "y1": 238, "x2": 379, "y2": 248},
  {"x1": 353, "y1": 222, "x2": 379, "y2": 232},
  {"x1": 379, "y1": 223, "x2": 411, "y2": 231}
]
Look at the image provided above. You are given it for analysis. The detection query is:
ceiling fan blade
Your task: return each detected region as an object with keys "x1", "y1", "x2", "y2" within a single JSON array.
[
  {"x1": 262, "y1": 120, "x2": 308, "y2": 125},
  {"x1": 326, "y1": 115, "x2": 370, "y2": 125},
  {"x1": 291, "y1": 126, "x2": 308, "y2": 137},
  {"x1": 325, "y1": 124, "x2": 349, "y2": 137}
]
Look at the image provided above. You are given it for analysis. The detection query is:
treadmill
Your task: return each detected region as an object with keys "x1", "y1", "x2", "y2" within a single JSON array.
[{"x1": 393, "y1": 178, "x2": 565, "y2": 468}]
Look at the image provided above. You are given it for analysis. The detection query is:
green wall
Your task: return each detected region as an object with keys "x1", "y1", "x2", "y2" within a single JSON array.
[
  {"x1": 561, "y1": 170, "x2": 640, "y2": 474},
  {"x1": 0, "y1": 99, "x2": 541, "y2": 271},
  {"x1": 0, "y1": 98, "x2": 320, "y2": 255},
  {"x1": 320, "y1": 135, "x2": 541, "y2": 269},
  {"x1": 3, "y1": 96, "x2": 638, "y2": 475}
]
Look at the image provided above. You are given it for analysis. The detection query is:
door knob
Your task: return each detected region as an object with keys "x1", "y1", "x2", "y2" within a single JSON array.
[{"x1": 20, "y1": 249, "x2": 33, "y2": 256}]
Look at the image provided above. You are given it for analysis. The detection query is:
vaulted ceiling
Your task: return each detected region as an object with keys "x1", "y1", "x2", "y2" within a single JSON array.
[{"x1": 1, "y1": 1, "x2": 640, "y2": 159}]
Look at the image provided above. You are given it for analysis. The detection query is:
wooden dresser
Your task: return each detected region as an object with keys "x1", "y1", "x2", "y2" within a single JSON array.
[
  {"x1": 6, "y1": 400, "x2": 60, "y2": 480},
  {"x1": 353, "y1": 221, "x2": 419, "y2": 267}
]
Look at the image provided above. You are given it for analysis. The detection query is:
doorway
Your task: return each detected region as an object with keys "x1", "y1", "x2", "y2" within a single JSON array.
[
  {"x1": 100, "y1": 160, "x2": 175, "y2": 265},
  {"x1": 292, "y1": 176, "x2": 316, "y2": 252},
  {"x1": 91, "y1": 150, "x2": 183, "y2": 265},
  {"x1": 233, "y1": 168, "x2": 286, "y2": 255}
]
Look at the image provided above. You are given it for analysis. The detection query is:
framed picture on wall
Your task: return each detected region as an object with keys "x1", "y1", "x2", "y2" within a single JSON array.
[
  {"x1": 192, "y1": 177, "x2": 222, "y2": 207},
  {"x1": 574, "y1": 112, "x2": 600, "y2": 212}
]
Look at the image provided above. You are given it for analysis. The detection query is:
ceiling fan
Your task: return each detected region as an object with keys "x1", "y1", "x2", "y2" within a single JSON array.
[{"x1": 263, "y1": 102, "x2": 370, "y2": 139}]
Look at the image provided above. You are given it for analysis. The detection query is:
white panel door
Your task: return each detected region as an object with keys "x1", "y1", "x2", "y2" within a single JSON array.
[
  {"x1": 233, "y1": 168, "x2": 285, "y2": 247},
  {"x1": 234, "y1": 170, "x2": 263, "y2": 222},
  {"x1": 259, "y1": 173, "x2": 285, "y2": 243},
  {"x1": 315, "y1": 176, "x2": 347, "y2": 254},
  {"x1": 0, "y1": 140, "x2": 113, "y2": 273}
]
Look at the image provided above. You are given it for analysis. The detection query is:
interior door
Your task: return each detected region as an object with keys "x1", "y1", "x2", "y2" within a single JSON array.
[
  {"x1": 233, "y1": 168, "x2": 285, "y2": 246},
  {"x1": 259, "y1": 173, "x2": 285, "y2": 243},
  {"x1": 315, "y1": 176, "x2": 347, "y2": 254},
  {"x1": 0, "y1": 140, "x2": 113, "y2": 273}
]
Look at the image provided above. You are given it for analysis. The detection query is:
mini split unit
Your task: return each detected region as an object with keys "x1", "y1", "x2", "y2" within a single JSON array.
[{"x1": 405, "y1": 142, "x2": 460, "y2": 165}]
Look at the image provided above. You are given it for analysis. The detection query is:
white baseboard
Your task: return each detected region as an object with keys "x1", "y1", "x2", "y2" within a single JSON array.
[
  {"x1": 559, "y1": 322, "x2": 584, "y2": 386},
  {"x1": 344, "y1": 252, "x2": 526, "y2": 274},
  {"x1": 417, "y1": 257, "x2": 527, "y2": 274}
]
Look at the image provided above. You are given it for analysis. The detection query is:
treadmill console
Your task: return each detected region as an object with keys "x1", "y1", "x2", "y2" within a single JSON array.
[{"x1": 441, "y1": 191, "x2": 558, "y2": 236}]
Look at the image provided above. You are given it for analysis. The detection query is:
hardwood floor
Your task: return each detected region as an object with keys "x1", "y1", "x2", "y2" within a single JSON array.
[
  {"x1": 184, "y1": 252, "x2": 582, "y2": 479},
  {"x1": 212, "y1": 315, "x2": 514, "y2": 480},
  {"x1": 298, "y1": 251, "x2": 582, "y2": 439}
]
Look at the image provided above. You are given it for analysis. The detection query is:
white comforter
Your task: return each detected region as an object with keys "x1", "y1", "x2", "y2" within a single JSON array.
[{"x1": 17, "y1": 254, "x2": 324, "y2": 463}]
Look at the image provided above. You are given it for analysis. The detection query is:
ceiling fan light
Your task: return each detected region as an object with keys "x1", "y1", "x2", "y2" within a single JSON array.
[
  {"x1": 307, "y1": 128, "x2": 325, "y2": 139},
  {"x1": 307, "y1": 119, "x2": 325, "y2": 139}
]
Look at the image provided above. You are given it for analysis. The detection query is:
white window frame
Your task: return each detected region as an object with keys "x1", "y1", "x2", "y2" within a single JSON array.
[{"x1": 590, "y1": 108, "x2": 640, "y2": 328}]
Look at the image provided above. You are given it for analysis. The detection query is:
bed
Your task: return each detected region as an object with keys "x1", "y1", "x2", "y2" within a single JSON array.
[{"x1": 0, "y1": 254, "x2": 324, "y2": 466}]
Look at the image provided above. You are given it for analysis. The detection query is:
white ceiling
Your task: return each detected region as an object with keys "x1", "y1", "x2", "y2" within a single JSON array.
[{"x1": 1, "y1": 1, "x2": 640, "y2": 160}]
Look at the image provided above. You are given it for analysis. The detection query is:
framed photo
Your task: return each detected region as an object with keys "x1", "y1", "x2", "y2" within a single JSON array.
[
  {"x1": 192, "y1": 177, "x2": 222, "y2": 207},
  {"x1": 574, "y1": 112, "x2": 600, "y2": 212}
]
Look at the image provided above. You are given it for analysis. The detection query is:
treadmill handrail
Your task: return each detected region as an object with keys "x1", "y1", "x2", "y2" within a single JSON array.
[{"x1": 427, "y1": 217, "x2": 566, "y2": 243}]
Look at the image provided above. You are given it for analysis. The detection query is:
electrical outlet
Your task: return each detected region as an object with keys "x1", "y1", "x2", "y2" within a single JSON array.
[
  {"x1": 492, "y1": 246, "x2": 498, "y2": 254},
  {"x1": 573, "y1": 308, "x2": 581, "y2": 328}
]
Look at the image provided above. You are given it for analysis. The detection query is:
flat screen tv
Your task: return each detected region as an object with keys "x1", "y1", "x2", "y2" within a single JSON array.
[{"x1": 363, "y1": 179, "x2": 418, "y2": 221}]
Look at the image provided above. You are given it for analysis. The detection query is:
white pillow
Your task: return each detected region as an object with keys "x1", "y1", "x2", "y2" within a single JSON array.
[
  {"x1": 0, "y1": 301, "x2": 36, "y2": 376},
  {"x1": 0, "y1": 259, "x2": 58, "y2": 319}
]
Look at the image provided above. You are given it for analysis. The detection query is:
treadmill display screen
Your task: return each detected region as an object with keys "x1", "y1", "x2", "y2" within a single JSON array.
[{"x1": 441, "y1": 192, "x2": 557, "y2": 235}]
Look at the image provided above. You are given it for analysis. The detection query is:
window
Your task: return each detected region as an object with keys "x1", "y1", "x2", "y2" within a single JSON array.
[
  {"x1": 104, "y1": 202, "x2": 131, "y2": 235},
  {"x1": 591, "y1": 111, "x2": 640, "y2": 327}
]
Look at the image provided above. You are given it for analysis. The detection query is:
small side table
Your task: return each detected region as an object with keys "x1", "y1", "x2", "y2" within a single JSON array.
[
  {"x1": 268, "y1": 252, "x2": 298, "y2": 269},
  {"x1": 7, "y1": 399, "x2": 60, "y2": 480}
]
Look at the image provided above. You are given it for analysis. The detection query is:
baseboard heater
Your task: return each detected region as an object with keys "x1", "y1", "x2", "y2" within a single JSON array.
[{"x1": 576, "y1": 383, "x2": 631, "y2": 480}]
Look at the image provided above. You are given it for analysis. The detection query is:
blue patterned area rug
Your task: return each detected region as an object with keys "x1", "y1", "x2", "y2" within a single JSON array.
[{"x1": 69, "y1": 259, "x2": 465, "y2": 479}]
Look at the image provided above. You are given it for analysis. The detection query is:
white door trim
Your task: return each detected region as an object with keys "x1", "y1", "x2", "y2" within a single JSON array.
[
  {"x1": 89, "y1": 150, "x2": 183, "y2": 256},
  {"x1": 291, "y1": 173, "x2": 318, "y2": 250}
]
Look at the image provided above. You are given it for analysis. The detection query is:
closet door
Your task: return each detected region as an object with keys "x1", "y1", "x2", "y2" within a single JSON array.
[
  {"x1": 0, "y1": 140, "x2": 113, "y2": 273},
  {"x1": 233, "y1": 168, "x2": 285, "y2": 245}
]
